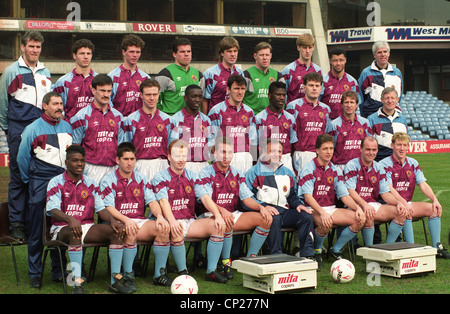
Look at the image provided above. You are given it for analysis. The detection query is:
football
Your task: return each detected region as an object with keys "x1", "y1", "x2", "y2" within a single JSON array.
[
  {"x1": 330, "y1": 259, "x2": 355, "y2": 283},
  {"x1": 171, "y1": 274, "x2": 199, "y2": 294}
]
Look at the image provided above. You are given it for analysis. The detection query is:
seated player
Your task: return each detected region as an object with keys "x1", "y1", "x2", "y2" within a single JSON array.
[
  {"x1": 298, "y1": 134, "x2": 365, "y2": 268},
  {"x1": 196, "y1": 137, "x2": 272, "y2": 279},
  {"x1": 46, "y1": 145, "x2": 127, "y2": 294},
  {"x1": 380, "y1": 132, "x2": 450, "y2": 258},
  {"x1": 245, "y1": 139, "x2": 314, "y2": 258},
  {"x1": 100, "y1": 142, "x2": 173, "y2": 291},
  {"x1": 152, "y1": 140, "x2": 228, "y2": 283},
  {"x1": 344, "y1": 136, "x2": 407, "y2": 246}
]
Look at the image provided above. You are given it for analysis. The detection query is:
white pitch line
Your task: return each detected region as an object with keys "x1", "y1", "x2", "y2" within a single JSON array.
[{"x1": 419, "y1": 189, "x2": 450, "y2": 203}]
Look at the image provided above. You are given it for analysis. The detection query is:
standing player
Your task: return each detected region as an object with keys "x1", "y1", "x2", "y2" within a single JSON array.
[
  {"x1": 17, "y1": 92, "x2": 72, "y2": 287},
  {"x1": 326, "y1": 90, "x2": 372, "y2": 172},
  {"x1": 286, "y1": 72, "x2": 330, "y2": 174},
  {"x1": 170, "y1": 84, "x2": 215, "y2": 172},
  {"x1": 298, "y1": 134, "x2": 365, "y2": 267},
  {"x1": 320, "y1": 48, "x2": 360, "y2": 120},
  {"x1": 380, "y1": 132, "x2": 450, "y2": 258},
  {"x1": 196, "y1": 137, "x2": 272, "y2": 279},
  {"x1": 208, "y1": 74, "x2": 257, "y2": 175},
  {"x1": 70, "y1": 74, "x2": 124, "y2": 184},
  {"x1": 122, "y1": 79, "x2": 172, "y2": 181},
  {"x1": 152, "y1": 140, "x2": 228, "y2": 283},
  {"x1": 246, "y1": 139, "x2": 314, "y2": 257},
  {"x1": 281, "y1": 33, "x2": 322, "y2": 104},
  {"x1": 243, "y1": 42, "x2": 284, "y2": 115},
  {"x1": 46, "y1": 145, "x2": 128, "y2": 294},
  {"x1": 255, "y1": 81, "x2": 297, "y2": 172},
  {"x1": 108, "y1": 34, "x2": 150, "y2": 117},
  {"x1": 344, "y1": 136, "x2": 407, "y2": 246},
  {"x1": 0, "y1": 30, "x2": 51, "y2": 240},
  {"x1": 202, "y1": 36, "x2": 244, "y2": 114},
  {"x1": 155, "y1": 38, "x2": 205, "y2": 115},
  {"x1": 100, "y1": 142, "x2": 173, "y2": 290},
  {"x1": 358, "y1": 41, "x2": 403, "y2": 118},
  {"x1": 368, "y1": 87, "x2": 407, "y2": 162},
  {"x1": 52, "y1": 39, "x2": 97, "y2": 121}
]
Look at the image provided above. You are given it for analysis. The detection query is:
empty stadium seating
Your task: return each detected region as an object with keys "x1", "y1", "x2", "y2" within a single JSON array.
[{"x1": 400, "y1": 91, "x2": 450, "y2": 141}]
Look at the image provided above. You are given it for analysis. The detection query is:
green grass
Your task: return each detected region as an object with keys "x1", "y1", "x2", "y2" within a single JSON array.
[{"x1": 0, "y1": 153, "x2": 449, "y2": 295}]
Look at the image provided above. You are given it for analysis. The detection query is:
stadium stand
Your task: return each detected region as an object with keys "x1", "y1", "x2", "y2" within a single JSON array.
[{"x1": 400, "y1": 91, "x2": 450, "y2": 141}]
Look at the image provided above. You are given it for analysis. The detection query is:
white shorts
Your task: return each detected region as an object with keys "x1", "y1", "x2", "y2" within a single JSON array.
[
  {"x1": 50, "y1": 223, "x2": 94, "y2": 244},
  {"x1": 199, "y1": 210, "x2": 243, "y2": 224},
  {"x1": 185, "y1": 161, "x2": 210, "y2": 173},
  {"x1": 84, "y1": 162, "x2": 117, "y2": 184},
  {"x1": 368, "y1": 202, "x2": 382, "y2": 213},
  {"x1": 231, "y1": 152, "x2": 253, "y2": 174},
  {"x1": 309, "y1": 205, "x2": 338, "y2": 216},
  {"x1": 130, "y1": 218, "x2": 150, "y2": 229},
  {"x1": 135, "y1": 159, "x2": 169, "y2": 182},
  {"x1": 177, "y1": 218, "x2": 196, "y2": 238},
  {"x1": 293, "y1": 151, "x2": 316, "y2": 174}
]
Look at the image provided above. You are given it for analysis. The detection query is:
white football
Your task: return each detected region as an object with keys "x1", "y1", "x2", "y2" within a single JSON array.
[
  {"x1": 330, "y1": 259, "x2": 355, "y2": 283},
  {"x1": 171, "y1": 275, "x2": 199, "y2": 294}
]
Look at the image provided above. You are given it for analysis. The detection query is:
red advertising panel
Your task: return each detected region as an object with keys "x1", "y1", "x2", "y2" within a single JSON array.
[
  {"x1": 132, "y1": 23, "x2": 176, "y2": 33},
  {"x1": 408, "y1": 140, "x2": 450, "y2": 154}
]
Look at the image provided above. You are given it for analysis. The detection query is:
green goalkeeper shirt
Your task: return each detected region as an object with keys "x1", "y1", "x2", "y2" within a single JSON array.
[
  {"x1": 243, "y1": 66, "x2": 284, "y2": 115},
  {"x1": 155, "y1": 63, "x2": 204, "y2": 115}
]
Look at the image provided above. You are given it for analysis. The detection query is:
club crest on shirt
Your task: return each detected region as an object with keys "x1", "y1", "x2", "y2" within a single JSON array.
[
  {"x1": 229, "y1": 180, "x2": 236, "y2": 188},
  {"x1": 157, "y1": 124, "x2": 164, "y2": 132},
  {"x1": 133, "y1": 188, "x2": 141, "y2": 197},
  {"x1": 185, "y1": 185, "x2": 192, "y2": 193},
  {"x1": 109, "y1": 119, "x2": 116, "y2": 127},
  {"x1": 371, "y1": 176, "x2": 378, "y2": 183},
  {"x1": 191, "y1": 75, "x2": 198, "y2": 82},
  {"x1": 81, "y1": 190, "x2": 89, "y2": 199},
  {"x1": 327, "y1": 176, "x2": 334, "y2": 184}
]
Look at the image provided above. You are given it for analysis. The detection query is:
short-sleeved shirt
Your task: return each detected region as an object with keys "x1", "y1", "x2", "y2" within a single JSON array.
[
  {"x1": 298, "y1": 158, "x2": 348, "y2": 207},
  {"x1": 286, "y1": 97, "x2": 330, "y2": 152},
  {"x1": 320, "y1": 71, "x2": 360, "y2": 120},
  {"x1": 155, "y1": 63, "x2": 204, "y2": 115},
  {"x1": 46, "y1": 171, "x2": 104, "y2": 226},
  {"x1": 281, "y1": 59, "x2": 322, "y2": 104},
  {"x1": 203, "y1": 63, "x2": 244, "y2": 111},
  {"x1": 243, "y1": 66, "x2": 284, "y2": 115},
  {"x1": 343, "y1": 157, "x2": 390, "y2": 203},
  {"x1": 152, "y1": 167, "x2": 200, "y2": 220},
  {"x1": 170, "y1": 108, "x2": 214, "y2": 162},
  {"x1": 122, "y1": 108, "x2": 172, "y2": 160},
  {"x1": 254, "y1": 107, "x2": 297, "y2": 154},
  {"x1": 326, "y1": 114, "x2": 372, "y2": 165},
  {"x1": 70, "y1": 102, "x2": 124, "y2": 167},
  {"x1": 100, "y1": 169, "x2": 156, "y2": 220},
  {"x1": 108, "y1": 65, "x2": 151, "y2": 117},
  {"x1": 379, "y1": 155, "x2": 426, "y2": 202},
  {"x1": 52, "y1": 68, "x2": 97, "y2": 121},
  {"x1": 208, "y1": 100, "x2": 257, "y2": 153},
  {"x1": 196, "y1": 163, "x2": 252, "y2": 215}
]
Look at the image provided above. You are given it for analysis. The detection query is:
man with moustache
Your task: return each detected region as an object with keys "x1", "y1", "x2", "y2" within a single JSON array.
[
  {"x1": 52, "y1": 39, "x2": 97, "y2": 121},
  {"x1": 17, "y1": 92, "x2": 73, "y2": 287},
  {"x1": 0, "y1": 30, "x2": 51, "y2": 241},
  {"x1": 70, "y1": 74, "x2": 124, "y2": 184}
]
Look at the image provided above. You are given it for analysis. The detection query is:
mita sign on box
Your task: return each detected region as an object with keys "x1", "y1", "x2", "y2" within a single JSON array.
[{"x1": 328, "y1": 26, "x2": 450, "y2": 44}]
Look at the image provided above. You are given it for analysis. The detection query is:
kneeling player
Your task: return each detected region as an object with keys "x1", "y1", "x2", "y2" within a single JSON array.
[
  {"x1": 152, "y1": 140, "x2": 228, "y2": 283},
  {"x1": 46, "y1": 145, "x2": 127, "y2": 294},
  {"x1": 298, "y1": 134, "x2": 365, "y2": 268},
  {"x1": 100, "y1": 142, "x2": 172, "y2": 290},
  {"x1": 196, "y1": 137, "x2": 272, "y2": 279},
  {"x1": 344, "y1": 136, "x2": 407, "y2": 246},
  {"x1": 380, "y1": 132, "x2": 449, "y2": 258}
]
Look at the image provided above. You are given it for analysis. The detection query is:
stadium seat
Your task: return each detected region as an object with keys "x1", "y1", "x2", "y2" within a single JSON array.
[{"x1": 0, "y1": 202, "x2": 27, "y2": 286}]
